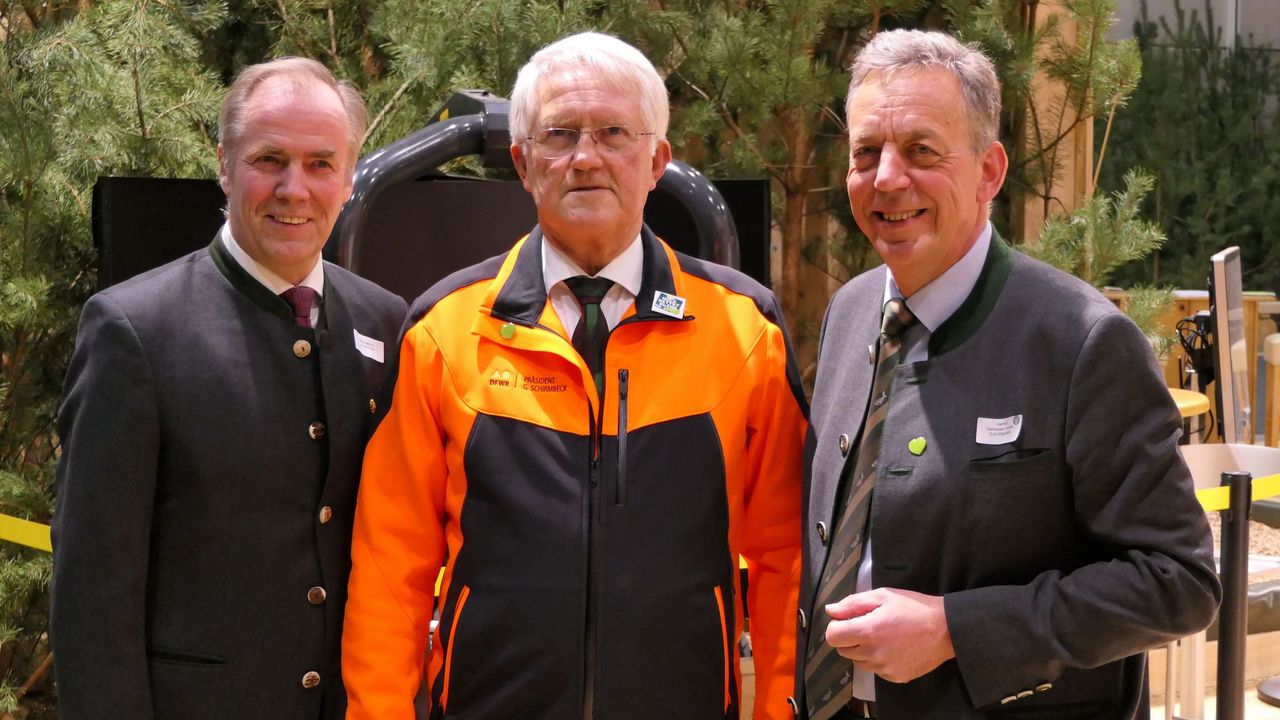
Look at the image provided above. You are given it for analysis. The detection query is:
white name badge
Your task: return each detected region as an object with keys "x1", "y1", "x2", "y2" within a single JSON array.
[
  {"x1": 976, "y1": 415, "x2": 1023, "y2": 445},
  {"x1": 651, "y1": 290, "x2": 687, "y2": 319},
  {"x1": 353, "y1": 329, "x2": 385, "y2": 364}
]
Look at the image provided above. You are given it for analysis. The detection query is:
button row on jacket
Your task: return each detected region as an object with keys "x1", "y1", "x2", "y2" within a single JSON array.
[
  {"x1": 307, "y1": 586, "x2": 327, "y2": 605},
  {"x1": 838, "y1": 433, "x2": 850, "y2": 456},
  {"x1": 1001, "y1": 682, "x2": 1053, "y2": 704},
  {"x1": 301, "y1": 671, "x2": 321, "y2": 689},
  {"x1": 308, "y1": 421, "x2": 326, "y2": 440},
  {"x1": 293, "y1": 340, "x2": 312, "y2": 358},
  {"x1": 368, "y1": 398, "x2": 376, "y2": 414},
  {"x1": 816, "y1": 521, "x2": 829, "y2": 544},
  {"x1": 798, "y1": 608, "x2": 808, "y2": 630},
  {"x1": 318, "y1": 506, "x2": 332, "y2": 524}
]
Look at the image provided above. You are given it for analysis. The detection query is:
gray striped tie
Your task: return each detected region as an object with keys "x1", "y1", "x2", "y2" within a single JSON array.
[{"x1": 804, "y1": 297, "x2": 917, "y2": 720}]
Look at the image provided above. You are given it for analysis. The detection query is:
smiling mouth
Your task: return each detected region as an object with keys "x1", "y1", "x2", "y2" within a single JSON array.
[
  {"x1": 271, "y1": 215, "x2": 309, "y2": 225},
  {"x1": 876, "y1": 209, "x2": 924, "y2": 222}
]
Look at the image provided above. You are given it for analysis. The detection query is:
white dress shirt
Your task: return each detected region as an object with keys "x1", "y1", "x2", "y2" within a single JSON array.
[
  {"x1": 850, "y1": 222, "x2": 992, "y2": 700},
  {"x1": 220, "y1": 224, "x2": 324, "y2": 327},
  {"x1": 542, "y1": 234, "x2": 643, "y2": 334}
]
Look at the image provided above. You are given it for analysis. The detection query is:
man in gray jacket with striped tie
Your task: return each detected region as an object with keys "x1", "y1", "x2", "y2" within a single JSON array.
[{"x1": 797, "y1": 29, "x2": 1219, "y2": 720}]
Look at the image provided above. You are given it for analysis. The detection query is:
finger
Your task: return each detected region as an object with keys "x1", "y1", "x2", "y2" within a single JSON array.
[
  {"x1": 826, "y1": 615, "x2": 871, "y2": 649},
  {"x1": 835, "y1": 643, "x2": 872, "y2": 663},
  {"x1": 825, "y1": 589, "x2": 883, "y2": 621}
]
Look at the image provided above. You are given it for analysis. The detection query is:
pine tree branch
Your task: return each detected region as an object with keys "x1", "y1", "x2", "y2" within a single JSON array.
[
  {"x1": 326, "y1": 1, "x2": 339, "y2": 66},
  {"x1": 1091, "y1": 97, "x2": 1118, "y2": 194},
  {"x1": 364, "y1": 74, "x2": 418, "y2": 145},
  {"x1": 657, "y1": 13, "x2": 784, "y2": 182},
  {"x1": 132, "y1": 48, "x2": 149, "y2": 142},
  {"x1": 672, "y1": 71, "x2": 783, "y2": 180},
  {"x1": 0, "y1": 58, "x2": 36, "y2": 275},
  {"x1": 149, "y1": 97, "x2": 202, "y2": 130}
]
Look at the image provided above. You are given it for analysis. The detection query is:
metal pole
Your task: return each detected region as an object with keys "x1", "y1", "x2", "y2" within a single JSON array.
[{"x1": 1217, "y1": 470, "x2": 1252, "y2": 720}]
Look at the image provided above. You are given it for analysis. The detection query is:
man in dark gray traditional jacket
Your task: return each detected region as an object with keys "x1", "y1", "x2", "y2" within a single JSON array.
[{"x1": 51, "y1": 57, "x2": 406, "y2": 720}]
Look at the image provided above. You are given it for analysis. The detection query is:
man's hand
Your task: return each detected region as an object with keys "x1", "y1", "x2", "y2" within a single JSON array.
[{"x1": 824, "y1": 587, "x2": 956, "y2": 683}]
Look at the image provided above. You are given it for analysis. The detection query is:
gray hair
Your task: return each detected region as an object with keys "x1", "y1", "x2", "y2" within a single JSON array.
[
  {"x1": 847, "y1": 30, "x2": 1001, "y2": 153},
  {"x1": 218, "y1": 57, "x2": 367, "y2": 169},
  {"x1": 509, "y1": 32, "x2": 669, "y2": 150}
]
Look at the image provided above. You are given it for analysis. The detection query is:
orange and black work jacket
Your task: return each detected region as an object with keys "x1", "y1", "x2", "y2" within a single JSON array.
[{"x1": 343, "y1": 227, "x2": 808, "y2": 720}]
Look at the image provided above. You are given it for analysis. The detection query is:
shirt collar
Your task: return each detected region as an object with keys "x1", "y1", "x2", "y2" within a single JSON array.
[
  {"x1": 220, "y1": 224, "x2": 324, "y2": 297},
  {"x1": 542, "y1": 234, "x2": 644, "y2": 298},
  {"x1": 885, "y1": 222, "x2": 992, "y2": 332}
]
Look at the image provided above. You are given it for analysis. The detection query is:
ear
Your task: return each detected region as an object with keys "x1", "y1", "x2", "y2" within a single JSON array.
[
  {"x1": 649, "y1": 138, "x2": 672, "y2": 186},
  {"x1": 511, "y1": 142, "x2": 532, "y2": 191},
  {"x1": 977, "y1": 141, "x2": 1008, "y2": 205},
  {"x1": 217, "y1": 144, "x2": 232, "y2": 194}
]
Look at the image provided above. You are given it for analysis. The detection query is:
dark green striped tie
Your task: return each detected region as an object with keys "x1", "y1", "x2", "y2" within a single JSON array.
[
  {"x1": 565, "y1": 276, "x2": 615, "y2": 397},
  {"x1": 804, "y1": 297, "x2": 917, "y2": 720}
]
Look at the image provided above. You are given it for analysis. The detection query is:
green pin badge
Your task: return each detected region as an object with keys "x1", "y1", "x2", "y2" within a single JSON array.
[
  {"x1": 499, "y1": 323, "x2": 516, "y2": 340},
  {"x1": 908, "y1": 436, "x2": 927, "y2": 456}
]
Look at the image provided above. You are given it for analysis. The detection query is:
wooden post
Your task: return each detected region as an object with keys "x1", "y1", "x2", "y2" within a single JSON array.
[
  {"x1": 1014, "y1": 1, "x2": 1095, "y2": 244},
  {"x1": 1266, "y1": 334, "x2": 1280, "y2": 447}
]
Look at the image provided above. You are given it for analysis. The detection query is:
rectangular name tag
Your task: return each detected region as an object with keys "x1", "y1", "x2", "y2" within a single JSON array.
[
  {"x1": 353, "y1": 329, "x2": 384, "y2": 364},
  {"x1": 651, "y1": 290, "x2": 687, "y2": 319},
  {"x1": 976, "y1": 415, "x2": 1022, "y2": 445}
]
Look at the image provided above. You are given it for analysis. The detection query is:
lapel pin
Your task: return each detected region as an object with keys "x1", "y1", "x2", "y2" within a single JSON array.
[
  {"x1": 908, "y1": 437, "x2": 927, "y2": 456},
  {"x1": 500, "y1": 323, "x2": 516, "y2": 340}
]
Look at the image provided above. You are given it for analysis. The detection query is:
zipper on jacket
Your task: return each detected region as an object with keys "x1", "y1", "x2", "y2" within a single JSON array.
[
  {"x1": 615, "y1": 369, "x2": 629, "y2": 506},
  {"x1": 714, "y1": 585, "x2": 731, "y2": 712},
  {"x1": 583, "y1": 387, "x2": 605, "y2": 718}
]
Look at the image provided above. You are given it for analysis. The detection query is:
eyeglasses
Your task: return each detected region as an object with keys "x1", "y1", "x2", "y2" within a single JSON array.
[{"x1": 527, "y1": 126, "x2": 656, "y2": 157}]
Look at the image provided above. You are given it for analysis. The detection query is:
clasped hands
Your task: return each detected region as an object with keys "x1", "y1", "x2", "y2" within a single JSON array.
[{"x1": 823, "y1": 587, "x2": 956, "y2": 683}]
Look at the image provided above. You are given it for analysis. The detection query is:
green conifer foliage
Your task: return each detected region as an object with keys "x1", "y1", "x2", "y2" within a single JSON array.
[
  {"x1": 1102, "y1": 0, "x2": 1280, "y2": 292},
  {"x1": 0, "y1": 1, "x2": 221, "y2": 712}
]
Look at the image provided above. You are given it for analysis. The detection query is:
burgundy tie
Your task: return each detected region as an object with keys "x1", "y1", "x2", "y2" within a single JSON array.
[{"x1": 280, "y1": 286, "x2": 317, "y2": 328}]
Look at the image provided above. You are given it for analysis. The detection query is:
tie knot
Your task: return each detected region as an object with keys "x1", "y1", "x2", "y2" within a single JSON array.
[
  {"x1": 280, "y1": 286, "x2": 317, "y2": 328},
  {"x1": 565, "y1": 276, "x2": 614, "y2": 307},
  {"x1": 881, "y1": 297, "x2": 916, "y2": 338}
]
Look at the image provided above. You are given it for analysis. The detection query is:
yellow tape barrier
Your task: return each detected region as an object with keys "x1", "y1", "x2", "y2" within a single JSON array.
[
  {"x1": 1196, "y1": 472, "x2": 1280, "y2": 513},
  {"x1": 0, "y1": 513, "x2": 52, "y2": 552}
]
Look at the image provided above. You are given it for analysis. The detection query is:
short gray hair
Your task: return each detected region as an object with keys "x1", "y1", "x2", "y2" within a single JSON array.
[
  {"x1": 847, "y1": 30, "x2": 1001, "y2": 154},
  {"x1": 218, "y1": 57, "x2": 367, "y2": 169},
  {"x1": 509, "y1": 32, "x2": 669, "y2": 150}
]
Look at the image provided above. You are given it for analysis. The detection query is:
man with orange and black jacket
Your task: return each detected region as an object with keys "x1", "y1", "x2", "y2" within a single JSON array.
[{"x1": 341, "y1": 32, "x2": 808, "y2": 720}]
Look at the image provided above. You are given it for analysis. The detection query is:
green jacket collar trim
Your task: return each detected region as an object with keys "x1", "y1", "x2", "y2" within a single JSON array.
[
  {"x1": 209, "y1": 234, "x2": 323, "y2": 326},
  {"x1": 926, "y1": 230, "x2": 1013, "y2": 357}
]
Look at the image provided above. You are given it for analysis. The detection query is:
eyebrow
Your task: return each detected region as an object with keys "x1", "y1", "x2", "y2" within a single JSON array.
[
  {"x1": 246, "y1": 146, "x2": 339, "y2": 159},
  {"x1": 851, "y1": 126, "x2": 947, "y2": 146}
]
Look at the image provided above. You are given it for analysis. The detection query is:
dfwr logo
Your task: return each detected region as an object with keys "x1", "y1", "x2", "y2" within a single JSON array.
[{"x1": 489, "y1": 370, "x2": 514, "y2": 388}]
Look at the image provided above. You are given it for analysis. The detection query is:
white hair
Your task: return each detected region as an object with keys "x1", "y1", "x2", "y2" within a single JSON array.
[{"x1": 509, "y1": 32, "x2": 669, "y2": 150}]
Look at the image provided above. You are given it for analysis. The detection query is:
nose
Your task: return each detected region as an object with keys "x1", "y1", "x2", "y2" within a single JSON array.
[
  {"x1": 568, "y1": 132, "x2": 604, "y2": 169},
  {"x1": 275, "y1": 162, "x2": 307, "y2": 201},
  {"x1": 872, "y1": 147, "x2": 911, "y2": 192}
]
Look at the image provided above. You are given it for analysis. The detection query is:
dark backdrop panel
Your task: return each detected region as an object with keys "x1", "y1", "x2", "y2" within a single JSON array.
[
  {"x1": 93, "y1": 177, "x2": 227, "y2": 288},
  {"x1": 93, "y1": 175, "x2": 772, "y2": 301}
]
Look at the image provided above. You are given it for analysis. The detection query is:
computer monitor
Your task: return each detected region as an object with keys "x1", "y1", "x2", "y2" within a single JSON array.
[{"x1": 1210, "y1": 246, "x2": 1252, "y2": 443}]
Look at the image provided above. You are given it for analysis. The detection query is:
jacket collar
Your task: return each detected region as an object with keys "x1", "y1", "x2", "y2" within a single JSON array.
[
  {"x1": 926, "y1": 228, "x2": 1013, "y2": 357},
  {"x1": 209, "y1": 234, "x2": 333, "y2": 330},
  {"x1": 490, "y1": 224, "x2": 682, "y2": 327}
]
